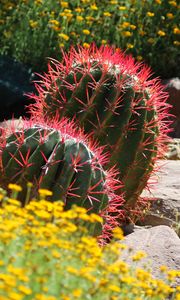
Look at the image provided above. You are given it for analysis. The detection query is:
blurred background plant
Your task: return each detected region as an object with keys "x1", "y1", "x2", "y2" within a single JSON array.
[{"x1": 0, "y1": 0, "x2": 179, "y2": 78}]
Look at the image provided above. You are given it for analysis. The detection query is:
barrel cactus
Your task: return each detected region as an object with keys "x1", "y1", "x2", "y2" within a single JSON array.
[
  {"x1": 28, "y1": 45, "x2": 171, "y2": 211},
  {"x1": 0, "y1": 117, "x2": 124, "y2": 236}
]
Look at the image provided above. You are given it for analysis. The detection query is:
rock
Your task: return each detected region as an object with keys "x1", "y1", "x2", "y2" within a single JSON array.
[
  {"x1": 140, "y1": 160, "x2": 180, "y2": 235},
  {"x1": 162, "y1": 78, "x2": 180, "y2": 138},
  {"x1": 0, "y1": 56, "x2": 36, "y2": 121},
  {"x1": 122, "y1": 225, "x2": 180, "y2": 285},
  {"x1": 165, "y1": 138, "x2": 180, "y2": 160}
]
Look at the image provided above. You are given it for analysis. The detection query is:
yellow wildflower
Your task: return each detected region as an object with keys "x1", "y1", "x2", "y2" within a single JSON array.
[
  {"x1": 72, "y1": 289, "x2": 82, "y2": 298},
  {"x1": 103, "y1": 12, "x2": 112, "y2": 17},
  {"x1": 75, "y1": 7, "x2": 83, "y2": 13},
  {"x1": 122, "y1": 31, "x2": 132, "y2": 37},
  {"x1": 130, "y1": 24, "x2": 136, "y2": 30},
  {"x1": 35, "y1": 0, "x2": 42, "y2": 4},
  {"x1": 147, "y1": 38, "x2": 155, "y2": 44},
  {"x1": 137, "y1": 55, "x2": 143, "y2": 61},
  {"x1": 76, "y1": 16, "x2": 84, "y2": 21},
  {"x1": 166, "y1": 13, "x2": 174, "y2": 19},
  {"x1": 139, "y1": 30, "x2": 146, "y2": 36},
  {"x1": 8, "y1": 292, "x2": 23, "y2": 300},
  {"x1": 83, "y1": 42, "x2": 90, "y2": 48},
  {"x1": 8, "y1": 183, "x2": 22, "y2": 192},
  {"x1": 173, "y1": 41, "x2": 180, "y2": 46},
  {"x1": 60, "y1": 1, "x2": 68, "y2": 7},
  {"x1": 155, "y1": 0, "x2": 161, "y2": 3},
  {"x1": 157, "y1": 30, "x2": 166, "y2": 36},
  {"x1": 18, "y1": 285, "x2": 32, "y2": 295},
  {"x1": 110, "y1": 0, "x2": 118, "y2": 4},
  {"x1": 108, "y1": 284, "x2": 121, "y2": 292},
  {"x1": 146, "y1": 12, "x2": 155, "y2": 17},
  {"x1": 131, "y1": 250, "x2": 147, "y2": 261},
  {"x1": 101, "y1": 39, "x2": 107, "y2": 44},
  {"x1": 168, "y1": 1, "x2": 177, "y2": 7},
  {"x1": 82, "y1": 29, "x2": 90, "y2": 35},
  {"x1": 122, "y1": 21, "x2": 130, "y2": 28},
  {"x1": 126, "y1": 43, "x2": 134, "y2": 49},
  {"x1": 173, "y1": 27, "x2": 180, "y2": 34},
  {"x1": 90, "y1": 4, "x2": 98, "y2": 10},
  {"x1": 119, "y1": 6, "x2": 126, "y2": 10},
  {"x1": 38, "y1": 189, "x2": 53, "y2": 197}
]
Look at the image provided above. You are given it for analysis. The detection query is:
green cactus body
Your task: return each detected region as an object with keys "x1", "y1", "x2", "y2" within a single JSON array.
[
  {"x1": 0, "y1": 118, "x2": 124, "y2": 236},
  {"x1": 29, "y1": 46, "x2": 170, "y2": 214}
]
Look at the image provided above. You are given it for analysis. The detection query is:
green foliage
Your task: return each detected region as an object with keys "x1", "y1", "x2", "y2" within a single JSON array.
[{"x1": 0, "y1": 0, "x2": 179, "y2": 77}]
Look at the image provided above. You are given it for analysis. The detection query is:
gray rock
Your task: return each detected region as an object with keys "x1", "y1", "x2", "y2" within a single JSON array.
[
  {"x1": 140, "y1": 160, "x2": 180, "y2": 234},
  {"x1": 165, "y1": 138, "x2": 180, "y2": 160},
  {"x1": 122, "y1": 225, "x2": 180, "y2": 285},
  {"x1": 162, "y1": 78, "x2": 180, "y2": 138}
]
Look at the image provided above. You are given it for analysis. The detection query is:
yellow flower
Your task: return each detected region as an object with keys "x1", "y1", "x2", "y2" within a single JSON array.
[
  {"x1": 90, "y1": 4, "x2": 98, "y2": 10},
  {"x1": 60, "y1": 1, "x2": 68, "y2": 7},
  {"x1": 29, "y1": 20, "x2": 38, "y2": 29},
  {"x1": 8, "y1": 292, "x2": 23, "y2": 300},
  {"x1": 103, "y1": 12, "x2": 112, "y2": 17},
  {"x1": 157, "y1": 30, "x2": 166, "y2": 36},
  {"x1": 75, "y1": 7, "x2": 83, "y2": 13},
  {"x1": 137, "y1": 55, "x2": 143, "y2": 61},
  {"x1": 146, "y1": 12, "x2": 155, "y2": 17},
  {"x1": 51, "y1": 250, "x2": 61, "y2": 258},
  {"x1": 101, "y1": 39, "x2": 107, "y2": 44},
  {"x1": 89, "y1": 213, "x2": 103, "y2": 223},
  {"x1": 8, "y1": 183, "x2": 22, "y2": 192},
  {"x1": 35, "y1": 0, "x2": 42, "y2": 4},
  {"x1": 131, "y1": 250, "x2": 147, "y2": 261},
  {"x1": 119, "y1": 6, "x2": 126, "y2": 10},
  {"x1": 49, "y1": 19, "x2": 60, "y2": 26},
  {"x1": 126, "y1": 43, "x2": 134, "y2": 49},
  {"x1": 147, "y1": 38, "x2": 155, "y2": 44},
  {"x1": 173, "y1": 27, "x2": 180, "y2": 34},
  {"x1": 166, "y1": 13, "x2": 174, "y2": 19},
  {"x1": 168, "y1": 1, "x2": 177, "y2": 7},
  {"x1": 110, "y1": 0, "x2": 118, "y2": 4},
  {"x1": 173, "y1": 40, "x2": 180, "y2": 46},
  {"x1": 122, "y1": 31, "x2": 132, "y2": 37},
  {"x1": 83, "y1": 42, "x2": 90, "y2": 48},
  {"x1": 82, "y1": 29, "x2": 90, "y2": 35},
  {"x1": 139, "y1": 30, "x2": 146, "y2": 36},
  {"x1": 72, "y1": 289, "x2": 82, "y2": 298},
  {"x1": 38, "y1": 189, "x2": 53, "y2": 197},
  {"x1": 121, "y1": 21, "x2": 130, "y2": 28},
  {"x1": 155, "y1": 0, "x2": 161, "y2": 3},
  {"x1": 108, "y1": 284, "x2": 121, "y2": 292},
  {"x1": 76, "y1": 16, "x2": 84, "y2": 21},
  {"x1": 130, "y1": 24, "x2": 136, "y2": 30},
  {"x1": 18, "y1": 285, "x2": 32, "y2": 295},
  {"x1": 112, "y1": 227, "x2": 124, "y2": 239}
]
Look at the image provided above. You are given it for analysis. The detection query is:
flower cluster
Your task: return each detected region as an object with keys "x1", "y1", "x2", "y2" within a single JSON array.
[{"x1": 0, "y1": 185, "x2": 179, "y2": 300}]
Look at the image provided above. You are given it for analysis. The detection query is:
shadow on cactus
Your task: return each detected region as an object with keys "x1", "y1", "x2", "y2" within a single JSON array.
[
  {"x1": 28, "y1": 44, "x2": 172, "y2": 212},
  {"x1": 0, "y1": 117, "x2": 125, "y2": 238}
]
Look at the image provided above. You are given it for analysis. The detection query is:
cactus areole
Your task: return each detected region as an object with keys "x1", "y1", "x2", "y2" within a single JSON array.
[
  {"x1": 0, "y1": 118, "x2": 125, "y2": 236},
  {"x1": 28, "y1": 44, "x2": 171, "y2": 209}
]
